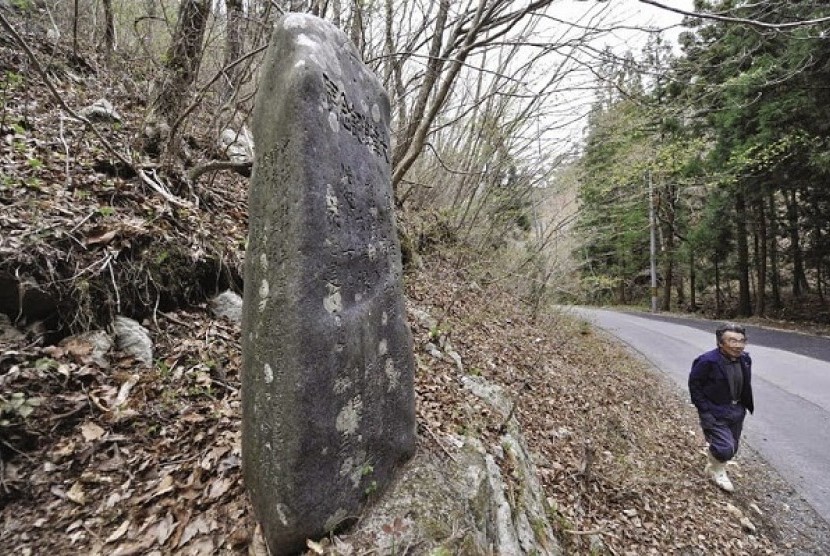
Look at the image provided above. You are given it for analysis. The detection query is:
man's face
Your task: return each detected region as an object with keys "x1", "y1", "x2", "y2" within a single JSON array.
[{"x1": 719, "y1": 331, "x2": 747, "y2": 360}]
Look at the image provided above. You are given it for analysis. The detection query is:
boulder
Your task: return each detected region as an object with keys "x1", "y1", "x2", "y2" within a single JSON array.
[
  {"x1": 79, "y1": 98, "x2": 122, "y2": 123},
  {"x1": 217, "y1": 127, "x2": 254, "y2": 163},
  {"x1": 210, "y1": 290, "x2": 243, "y2": 323},
  {"x1": 112, "y1": 316, "x2": 153, "y2": 366}
]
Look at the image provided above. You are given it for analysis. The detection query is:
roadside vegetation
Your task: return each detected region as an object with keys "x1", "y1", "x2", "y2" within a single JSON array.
[{"x1": 575, "y1": 2, "x2": 830, "y2": 323}]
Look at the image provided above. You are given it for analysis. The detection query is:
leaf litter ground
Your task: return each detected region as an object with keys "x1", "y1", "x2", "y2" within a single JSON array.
[{"x1": 5, "y1": 256, "x2": 829, "y2": 554}]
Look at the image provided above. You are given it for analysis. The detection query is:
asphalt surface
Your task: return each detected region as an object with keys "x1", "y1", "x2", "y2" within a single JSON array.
[{"x1": 563, "y1": 307, "x2": 830, "y2": 526}]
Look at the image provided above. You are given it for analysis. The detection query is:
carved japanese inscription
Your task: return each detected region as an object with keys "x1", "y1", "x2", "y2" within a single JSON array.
[{"x1": 240, "y1": 13, "x2": 416, "y2": 556}]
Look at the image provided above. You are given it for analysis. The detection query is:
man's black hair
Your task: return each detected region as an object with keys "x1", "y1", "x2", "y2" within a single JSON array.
[{"x1": 716, "y1": 322, "x2": 746, "y2": 344}]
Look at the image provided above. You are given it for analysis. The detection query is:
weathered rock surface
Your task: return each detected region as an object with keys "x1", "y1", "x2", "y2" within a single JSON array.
[
  {"x1": 342, "y1": 375, "x2": 561, "y2": 555},
  {"x1": 241, "y1": 13, "x2": 415, "y2": 555},
  {"x1": 461, "y1": 376, "x2": 562, "y2": 555},
  {"x1": 217, "y1": 127, "x2": 254, "y2": 163},
  {"x1": 210, "y1": 290, "x2": 243, "y2": 323},
  {"x1": 79, "y1": 98, "x2": 122, "y2": 123},
  {"x1": 112, "y1": 316, "x2": 153, "y2": 366}
]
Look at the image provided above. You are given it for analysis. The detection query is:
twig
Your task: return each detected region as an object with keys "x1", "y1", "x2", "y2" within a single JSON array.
[
  {"x1": 188, "y1": 159, "x2": 252, "y2": 183},
  {"x1": 638, "y1": 0, "x2": 830, "y2": 30},
  {"x1": 65, "y1": 252, "x2": 113, "y2": 282},
  {"x1": 160, "y1": 455, "x2": 200, "y2": 468},
  {"x1": 563, "y1": 526, "x2": 606, "y2": 536},
  {"x1": 68, "y1": 210, "x2": 97, "y2": 235},
  {"x1": 0, "y1": 438, "x2": 34, "y2": 462},
  {"x1": 161, "y1": 311, "x2": 190, "y2": 327},
  {"x1": 138, "y1": 169, "x2": 190, "y2": 208},
  {"x1": 420, "y1": 423, "x2": 459, "y2": 464},
  {"x1": 152, "y1": 292, "x2": 161, "y2": 332},
  {"x1": 0, "y1": 450, "x2": 7, "y2": 493},
  {"x1": 209, "y1": 377, "x2": 239, "y2": 394},
  {"x1": 107, "y1": 256, "x2": 121, "y2": 314},
  {"x1": 58, "y1": 111, "x2": 71, "y2": 188},
  {"x1": 50, "y1": 401, "x2": 89, "y2": 422}
]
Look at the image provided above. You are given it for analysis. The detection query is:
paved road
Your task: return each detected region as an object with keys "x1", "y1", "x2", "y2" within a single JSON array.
[{"x1": 563, "y1": 307, "x2": 830, "y2": 525}]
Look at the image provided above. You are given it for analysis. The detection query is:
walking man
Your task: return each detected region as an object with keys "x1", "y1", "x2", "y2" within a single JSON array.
[{"x1": 689, "y1": 323, "x2": 754, "y2": 492}]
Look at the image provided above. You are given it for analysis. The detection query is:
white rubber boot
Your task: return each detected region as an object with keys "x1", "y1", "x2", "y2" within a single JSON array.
[{"x1": 707, "y1": 452, "x2": 734, "y2": 492}]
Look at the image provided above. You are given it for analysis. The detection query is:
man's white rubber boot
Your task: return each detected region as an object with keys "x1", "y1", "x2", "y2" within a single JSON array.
[{"x1": 707, "y1": 452, "x2": 734, "y2": 492}]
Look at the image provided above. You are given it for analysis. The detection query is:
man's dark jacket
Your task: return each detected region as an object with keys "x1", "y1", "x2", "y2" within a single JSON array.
[{"x1": 689, "y1": 348, "x2": 754, "y2": 418}]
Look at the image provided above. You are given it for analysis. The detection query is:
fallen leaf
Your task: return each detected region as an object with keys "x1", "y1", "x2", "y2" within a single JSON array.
[
  {"x1": 154, "y1": 474, "x2": 176, "y2": 497},
  {"x1": 178, "y1": 516, "x2": 210, "y2": 547},
  {"x1": 249, "y1": 524, "x2": 269, "y2": 556},
  {"x1": 61, "y1": 337, "x2": 94, "y2": 358},
  {"x1": 85, "y1": 228, "x2": 118, "y2": 246},
  {"x1": 67, "y1": 482, "x2": 87, "y2": 505},
  {"x1": 105, "y1": 520, "x2": 131, "y2": 544},
  {"x1": 740, "y1": 517, "x2": 757, "y2": 534},
  {"x1": 149, "y1": 513, "x2": 176, "y2": 546},
  {"x1": 114, "y1": 374, "x2": 140, "y2": 407},
  {"x1": 80, "y1": 422, "x2": 106, "y2": 442},
  {"x1": 208, "y1": 477, "x2": 233, "y2": 499},
  {"x1": 186, "y1": 537, "x2": 215, "y2": 555}
]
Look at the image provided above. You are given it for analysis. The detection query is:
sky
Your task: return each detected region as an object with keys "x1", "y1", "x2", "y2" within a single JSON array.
[{"x1": 532, "y1": 0, "x2": 697, "y2": 155}]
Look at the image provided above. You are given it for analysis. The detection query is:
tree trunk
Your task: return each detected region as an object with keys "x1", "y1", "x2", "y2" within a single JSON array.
[
  {"x1": 787, "y1": 188, "x2": 808, "y2": 297},
  {"x1": 660, "y1": 183, "x2": 677, "y2": 312},
  {"x1": 715, "y1": 260, "x2": 722, "y2": 316},
  {"x1": 221, "y1": 0, "x2": 244, "y2": 103},
  {"x1": 331, "y1": 0, "x2": 342, "y2": 27},
  {"x1": 101, "y1": 0, "x2": 116, "y2": 57},
  {"x1": 391, "y1": 0, "x2": 449, "y2": 177},
  {"x1": 735, "y1": 192, "x2": 753, "y2": 317},
  {"x1": 144, "y1": 0, "x2": 211, "y2": 158},
  {"x1": 73, "y1": 0, "x2": 80, "y2": 54},
  {"x1": 661, "y1": 250, "x2": 673, "y2": 311},
  {"x1": 768, "y1": 190, "x2": 781, "y2": 309},
  {"x1": 689, "y1": 249, "x2": 697, "y2": 311},
  {"x1": 753, "y1": 195, "x2": 767, "y2": 316},
  {"x1": 675, "y1": 270, "x2": 685, "y2": 309},
  {"x1": 814, "y1": 220, "x2": 826, "y2": 303},
  {"x1": 349, "y1": 0, "x2": 364, "y2": 56}
]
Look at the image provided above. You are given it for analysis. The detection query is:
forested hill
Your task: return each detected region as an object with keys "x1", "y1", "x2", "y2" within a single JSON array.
[
  {"x1": 3, "y1": 2, "x2": 830, "y2": 555},
  {"x1": 575, "y1": 2, "x2": 830, "y2": 321}
]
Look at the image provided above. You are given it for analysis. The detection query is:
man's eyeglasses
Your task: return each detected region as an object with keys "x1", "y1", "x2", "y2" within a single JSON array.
[{"x1": 724, "y1": 338, "x2": 747, "y2": 346}]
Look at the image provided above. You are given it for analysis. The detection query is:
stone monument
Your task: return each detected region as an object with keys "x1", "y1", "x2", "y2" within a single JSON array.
[{"x1": 240, "y1": 13, "x2": 416, "y2": 555}]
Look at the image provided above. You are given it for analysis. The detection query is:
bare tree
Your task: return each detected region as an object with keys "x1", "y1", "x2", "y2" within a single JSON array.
[
  {"x1": 389, "y1": 0, "x2": 559, "y2": 193},
  {"x1": 144, "y1": 0, "x2": 211, "y2": 159},
  {"x1": 221, "y1": 0, "x2": 245, "y2": 102},
  {"x1": 101, "y1": 0, "x2": 116, "y2": 58}
]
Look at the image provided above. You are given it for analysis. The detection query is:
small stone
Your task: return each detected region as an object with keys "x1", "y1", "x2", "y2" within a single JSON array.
[
  {"x1": 112, "y1": 316, "x2": 153, "y2": 366},
  {"x1": 79, "y1": 98, "x2": 121, "y2": 123},
  {"x1": 210, "y1": 290, "x2": 243, "y2": 322},
  {"x1": 425, "y1": 343, "x2": 442, "y2": 359},
  {"x1": 740, "y1": 517, "x2": 756, "y2": 534},
  {"x1": 447, "y1": 349, "x2": 463, "y2": 371},
  {"x1": 725, "y1": 503, "x2": 744, "y2": 519},
  {"x1": 217, "y1": 127, "x2": 254, "y2": 163}
]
